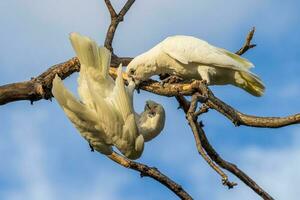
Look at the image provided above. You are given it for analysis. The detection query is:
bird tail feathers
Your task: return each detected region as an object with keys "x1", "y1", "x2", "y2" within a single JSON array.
[
  {"x1": 237, "y1": 71, "x2": 265, "y2": 97},
  {"x1": 69, "y1": 32, "x2": 111, "y2": 78},
  {"x1": 218, "y1": 48, "x2": 253, "y2": 69}
]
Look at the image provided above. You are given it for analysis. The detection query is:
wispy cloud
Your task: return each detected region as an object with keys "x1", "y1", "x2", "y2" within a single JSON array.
[
  {"x1": 185, "y1": 129, "x2": 300, "y2": 200},
  {"x1": 0, "y1": 109, "x2": 130, "y2": 200}
]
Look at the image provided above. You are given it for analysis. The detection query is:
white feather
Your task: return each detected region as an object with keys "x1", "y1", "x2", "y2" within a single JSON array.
[
  {"x1": 127, "y1": 35, "x2": 265, "y2": 97},
  {"x1": 52, "y1": 33, "x2": 146, "y2": 159},
  {"x1": 161, "y1": 35, "x2": 253, "y2": 70},
  {"x1": 52, "y1": 75, "x2": 112, "y2": 155}
]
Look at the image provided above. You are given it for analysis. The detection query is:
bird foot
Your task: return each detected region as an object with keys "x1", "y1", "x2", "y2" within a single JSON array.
[{"x1": 161, "y1": 75, "x2": 183, "y2": 86}]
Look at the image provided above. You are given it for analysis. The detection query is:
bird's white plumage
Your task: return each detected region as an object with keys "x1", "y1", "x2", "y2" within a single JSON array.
[
  {"x1": 52, "y1": 33, "x2": 145, "y2": 159},
  {"x1": 127, "y1": 35, "x2": 265, "y2": 96},
  {"x1": 161, "y1": 35, "x2": 253, "y2": 70},
  {"x1": 52, "y1": 75, "x2": 113, "y2": 155}
]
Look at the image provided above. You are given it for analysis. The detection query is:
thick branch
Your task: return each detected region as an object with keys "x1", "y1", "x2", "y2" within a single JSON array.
[
  {"x1": 1, "y1": 62, "x2": 299, "y2": 128},
  {"x1": 204, "y1": 89, "x2": 300, "y2": 128},
  {"x1": 1, "y1": 65, "x2": 300, "y2": 128},
  {"x1": 0, "y1": 57, "x2": 80, "y2": 105},
  {"x1": 108, "y1": 152, "x2": 193, "y2": 200}
]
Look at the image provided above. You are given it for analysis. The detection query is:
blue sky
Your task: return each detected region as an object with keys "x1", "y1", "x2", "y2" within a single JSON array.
[{"x1": 1, "y1": 0, "x2": 300, "y2": 199}]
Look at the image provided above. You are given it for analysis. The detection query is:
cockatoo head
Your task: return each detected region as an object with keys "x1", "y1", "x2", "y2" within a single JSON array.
[
  {"x1": 138, "y1": 100, "x2": 166, "y2": 142},
  {"x1": 126, "y1": 54, "x2": 157, "y2": 86}
]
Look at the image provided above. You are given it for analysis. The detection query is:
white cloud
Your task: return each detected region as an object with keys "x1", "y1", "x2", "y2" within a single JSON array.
[
  {"x1": 0, "y1": 109, "x2": 55, "y2": 200},
  {"x1": 0, "y1": 109, "x2": 129, "y2": 200},
  {"x1": 184, "y1": 129, "x2": 300, "y2": 200}
]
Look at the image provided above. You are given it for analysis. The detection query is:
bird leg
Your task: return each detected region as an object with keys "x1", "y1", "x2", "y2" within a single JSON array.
[
  {"x1": 161, "y1": 75, "x2": 183, "y2": 86},
  {"x1": 159, "y1": 73, "x2": 170, "y2": 80}
]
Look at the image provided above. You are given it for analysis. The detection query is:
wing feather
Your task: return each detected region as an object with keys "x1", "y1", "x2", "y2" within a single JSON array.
[
  {"x1": 52, "y1": 75, "x2": 112, "y2": 155},
  {"x1": 70, "y1": 33, "x2": 114, "y2": 106},
  {"x1": 161, "y1": 35, "x2": 254, "y2": 71},
  {"x1": 56, "y1": 33, "x2": 144, "y2": 159},
  {"x1": 111, "y1": 65, "x2": 140, "y2": 152}
]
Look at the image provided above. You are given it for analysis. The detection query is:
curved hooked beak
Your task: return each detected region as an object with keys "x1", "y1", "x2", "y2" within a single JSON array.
[
  {"x1": 128, "y1": 76, "x2": 141, "y2": 93},
  {"x1": 131, "y1": 76, "x2": 140, "y2": 86},
  {"x1": 146, "y1": 101, "x2": 156, "y2": 116}
]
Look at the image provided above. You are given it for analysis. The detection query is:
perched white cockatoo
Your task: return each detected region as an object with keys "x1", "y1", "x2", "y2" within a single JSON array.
[
  {"x1": 52, "y1": 33, "x2": 165, "y2": 160},
  {"x1": 126, "y1": 35, "x2": 265, "y2": 97}
]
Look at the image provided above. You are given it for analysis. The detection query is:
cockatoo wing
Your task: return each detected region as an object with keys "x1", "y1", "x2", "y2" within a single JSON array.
[
  {"x1": 69, "y1": 33, "x2": 114, "y2": 108},
  {"x1": 83, "y1": 76, "x2": 123, "y2": 145},
  {"x1": 70, "y1": 35, "x2": 126, "y2": 148},
  {"x1": 84, "y1": 64, "x2": 143, "y2": 159},
  {"x1": 58, "y1": 33, "x2": 143, "y2": 159},
  {"x1": 161, "y1": 35, "x2": 253, "y2": 71},
  {"x1": 111, "y1": 65, "x2": 143, "y2": 158},
  {"x1": 52, "y1": 75, "x2": 112, "y2": 155}
]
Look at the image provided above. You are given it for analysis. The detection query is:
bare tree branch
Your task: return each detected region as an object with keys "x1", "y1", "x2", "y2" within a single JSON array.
[
  {"x1": 108, "y1": 152, "x2": 193, "y2": 200},
  {"x1": 0, "y1": 57, "x2": 80, "y2": 105},
  {"x1": 176, "y1": 95, "x2": 274, "y2": 200},
  {"x1": 104, "y1": 0, "x2": 117, "y2": 18},
  {"x1": 203, "y1": 88, "x2": 300, "y2": 128},
  {"x1": 187, "y1": 94, "x2": 237, "y2": 189},
  {"x1": 1, "y1": 65, "x2": 300, "y2": 128},
  {"x1": 104, "y1": 0, "x2": 135, "y2": 53},
  {"x1": 236, "y1": 27, "x2": 257, "y2": 55},
  {"x1": 194, "y1": 120, "x2": 274, "y2": 200}
]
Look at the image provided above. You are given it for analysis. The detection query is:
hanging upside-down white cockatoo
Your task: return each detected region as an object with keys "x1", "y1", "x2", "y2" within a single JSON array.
[
  {"x1": 126, "y1": 35, "x2": 265, "y2": 97},
  {"x1": 52, "y1": 33, "x2": 165, "y2": 160}
]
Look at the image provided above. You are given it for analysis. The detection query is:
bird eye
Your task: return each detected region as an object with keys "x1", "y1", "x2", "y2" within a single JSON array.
[{"x1": 129, "y1": 69, "x2": 135, "y2": 75}]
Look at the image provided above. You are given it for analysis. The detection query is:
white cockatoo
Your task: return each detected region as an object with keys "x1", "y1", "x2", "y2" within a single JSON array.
[
  {"x1": 52, "y1": 33, "x2": 165, "y2": 160},
  {"x1": 126, "y1": 35, "x2": 265, "y2": 96}
]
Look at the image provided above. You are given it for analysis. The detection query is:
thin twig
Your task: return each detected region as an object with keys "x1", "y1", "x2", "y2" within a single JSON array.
[
  {"x1": 108, "y1": 152, "x2": 193, "y2": 200},
  {"x1": 104, "y1": 0, "x2": 117, "y2": 18},
  {"x1": 194, "y1": 103, "x2": 209, "y2": 117},
  {"x1": 176, "y1": 95, "x2": 274, "y2": 199},
  {"x1": 195, "y1": 122, "x2": 274, "y2": 199},
  {"x1": 236, "y1": 27, "x2": 257, "y2": 55},
  {"x1": 187, "y1": 94, "x2": 237, "y2": 189},
  {"x1": 104, "y1": 0, "x2": 135, "y2": 52},
  {"x1": 195, "y1": 123, "x2": 274, "y2": 200}
]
